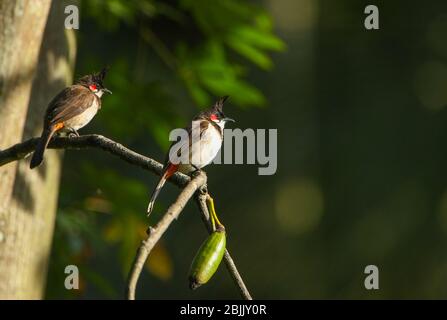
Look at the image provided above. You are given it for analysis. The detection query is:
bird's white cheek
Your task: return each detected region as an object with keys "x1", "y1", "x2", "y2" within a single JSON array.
[
  {"x1": 213, "y1": 120, "x2": 225, "y2": 129},
  {"x1": 94, "y1": 90, "x2": 104, "y2": 98}
]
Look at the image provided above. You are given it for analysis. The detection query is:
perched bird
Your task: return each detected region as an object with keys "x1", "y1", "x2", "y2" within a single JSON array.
[
  {"x1": 30, "y1": 67, "x2": 111, "y2": 169},
  {"x1": 147, "y1": 96, "x2": 234, "y2": 216}
]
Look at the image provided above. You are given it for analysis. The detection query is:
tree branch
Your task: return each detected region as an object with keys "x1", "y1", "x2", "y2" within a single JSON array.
[
  {"x1": 127, "y1": 171, "x2": 206, "y2": 300},
  {"x1": 0, "y1": 134, "x2": 189, "y2": 187},
  {"x1": 0, "y1": 135, "x2": 252, "y2": 299}
]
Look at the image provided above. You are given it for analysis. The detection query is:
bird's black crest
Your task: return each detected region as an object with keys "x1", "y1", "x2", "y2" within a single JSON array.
[
  {"x1": 214, "y1": 95, "x2": 229, "y2": 112},
  {"x1": 94, "y1": 66, "x2": 109, "y2": 83},
  {"x1": 76, "y1": 66, "x2": 109, "y2": 88}
]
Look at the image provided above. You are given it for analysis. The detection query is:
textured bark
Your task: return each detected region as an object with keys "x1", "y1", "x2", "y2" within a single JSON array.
[{"x1": 0, "y1": 0, "x2": 76, "y2": 299}]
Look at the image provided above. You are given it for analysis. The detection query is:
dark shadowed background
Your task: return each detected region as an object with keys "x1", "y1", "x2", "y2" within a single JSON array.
[{"x1": 44, "y1": 0, "x2": 447, "y2": 299}]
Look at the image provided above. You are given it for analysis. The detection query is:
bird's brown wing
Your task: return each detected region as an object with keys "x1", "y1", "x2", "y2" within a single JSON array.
[{"x1": 45, "y1": 85, "x2": 96, "y2": 126}]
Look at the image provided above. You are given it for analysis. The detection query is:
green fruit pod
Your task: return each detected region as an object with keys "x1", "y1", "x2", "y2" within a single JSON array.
[{"x1": 189, "y1": 226, "x2": 226, "y2": 290}]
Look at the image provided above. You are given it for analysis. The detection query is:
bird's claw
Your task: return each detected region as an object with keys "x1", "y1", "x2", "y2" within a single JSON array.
[
  {"x1": 67, "y1": 127, "x2": 80, "y2": 138},
  {"x1": 191, "y1": 167, "x2": 203, "y2": 178}
]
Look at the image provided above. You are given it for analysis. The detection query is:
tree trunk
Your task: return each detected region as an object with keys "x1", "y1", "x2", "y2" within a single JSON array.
[{"x1": 0, "y1": 0, "x2": 76, "y2": 299}]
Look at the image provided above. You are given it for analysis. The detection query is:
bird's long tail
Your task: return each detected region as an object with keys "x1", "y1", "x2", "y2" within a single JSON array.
[
  {"x1": 30, "y1": 123, "x2": 63, "y2": 169},
  {"x1": 147, "y1": 163, "x2": 178, "y2": 216}
]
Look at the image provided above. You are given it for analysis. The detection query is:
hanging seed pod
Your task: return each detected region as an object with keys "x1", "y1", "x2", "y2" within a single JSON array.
[{"x1": 189, "y1": 226, "x2": 226, "y2": 290}]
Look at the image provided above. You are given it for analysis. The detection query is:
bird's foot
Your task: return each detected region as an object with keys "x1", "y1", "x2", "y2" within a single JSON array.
[
  {"x1": 191, "y1": 165, "x2": 203, "y2": 178},
  {"x1": 67, "y1": 127, "x2": 80, "y2": 138}
]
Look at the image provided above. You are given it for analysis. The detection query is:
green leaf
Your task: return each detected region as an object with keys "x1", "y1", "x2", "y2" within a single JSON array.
[
  {"x1": 226, "y1": 39, "x2": 273, "y2": 70},
  {"x1": 228, "y1": 26, "x2": 286, "y2": 51}
]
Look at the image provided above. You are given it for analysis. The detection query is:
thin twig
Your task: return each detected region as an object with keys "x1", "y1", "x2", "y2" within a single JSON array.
[
  {"x1": 127, "y1": 172, "x2": 207, "y2": 300},
  {"x1": 195, "y1": 192, "x2": 253, "y2": 300}
]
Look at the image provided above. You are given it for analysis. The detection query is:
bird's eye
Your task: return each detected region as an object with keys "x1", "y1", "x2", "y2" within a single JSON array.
[{"x1": 89, "y1": 84, "x2": 98, "y2": 92}]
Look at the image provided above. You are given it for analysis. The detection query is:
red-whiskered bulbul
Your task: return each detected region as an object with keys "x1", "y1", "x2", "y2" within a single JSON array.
[
  {"x1": 147, "y1": 96, "x2": 234, "y2": 216},
  {"x1": 30, "y1": 67, "x2": 111, "y2": 169}
]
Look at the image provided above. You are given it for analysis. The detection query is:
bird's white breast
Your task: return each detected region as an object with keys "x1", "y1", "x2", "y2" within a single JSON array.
[
  {"x1": 196, "y1": 124, "x2": 222, "y2": 167},
  {"x1": 176, "y1": 121, "x2": 223, "y2": 173},
  {"x1": 65, "y1": 98, "x2": 100, "y2": 130}
]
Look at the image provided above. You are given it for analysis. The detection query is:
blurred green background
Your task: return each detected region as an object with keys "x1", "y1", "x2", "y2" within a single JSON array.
[{"x1": 45, "y1": 0, "x2": 447, "y2": 299}]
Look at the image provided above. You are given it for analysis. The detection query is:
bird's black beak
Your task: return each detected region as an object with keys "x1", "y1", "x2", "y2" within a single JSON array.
[
  {"x1": 103, "y1": 88, "x2": 112, "y2": 94},
  {"x1": 224, "y1": 117, "x2": 235, "y2": 123}
]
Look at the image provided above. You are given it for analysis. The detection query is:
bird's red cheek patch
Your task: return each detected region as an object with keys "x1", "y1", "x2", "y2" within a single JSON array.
[
  {"x1": 210, "y1": 114, "x2": 218, "y2": 121},
  {"x1": 89, "y1": 84, "x2": 97, "y2": 91}
]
